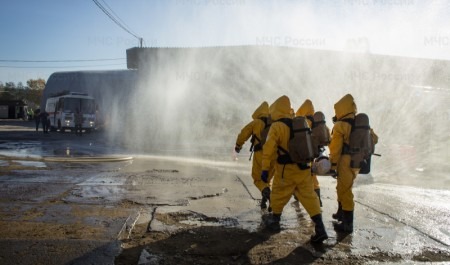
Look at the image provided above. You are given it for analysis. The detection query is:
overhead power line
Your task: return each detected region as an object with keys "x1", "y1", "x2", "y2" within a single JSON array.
[
  {"x1": 0, "y1": 58, "x2": 126, "y2": 63},
  {"x1": 99, "y1": 0, "x2": 135, "y2": 35},
  {"x1": 92, "y1": 0, "x2": 143, "y2": 46}
]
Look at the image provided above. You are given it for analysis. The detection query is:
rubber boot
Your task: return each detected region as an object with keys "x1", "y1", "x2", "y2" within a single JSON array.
[
  {"x1": 264, "y1": 213, "x2": 281, "y2": 231},
  {"x1": 261, "y1": 187, "x2": 271, "y2": 211},
  {"x1": 310, "y1": 214, "x2": 328, "y2": 243},
  {"x1": 332, "y1": 202, "x2": 343, "y2": 221},
  {"x1": 261, "y1": 197, "x2": 267, "y2": 209},
  {"x1": 333, "y1": 210, "x2": 353, "y2": 233},
  {"x1": 314, "y1": 189, "x2": 322, "y2": 207}
]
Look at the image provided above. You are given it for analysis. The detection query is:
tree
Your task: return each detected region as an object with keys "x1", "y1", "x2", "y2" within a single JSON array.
[
  {"x1": 0, "y1": 78, "x2": 45, "y2": 107},
  {"x1": 0, "y1": 82, "x2": 15, "y2": 100},
  {"x1": 25, "y1": 78, "x2": 46, "y2": 108},
  {"x1": 27, "y1": 78, "x2": 46, "y2": 90},
  {"x1": 5, "y1": 82, "x2": 16, "y2": 90},
  {"x1": 0, "y1": 91, "x2": 14, "y2": 100}
]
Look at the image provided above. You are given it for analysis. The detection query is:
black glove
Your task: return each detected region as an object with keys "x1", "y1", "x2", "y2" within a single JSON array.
[
  {"x1": 261, "y1": 170, "x2": 269, "y2": 183},
  {"x1": 329, "y1": 169, "x2": 338, "y2": 179},
  {"x1": 234, "y1": 145, "x2": 241, "y2": 153}
]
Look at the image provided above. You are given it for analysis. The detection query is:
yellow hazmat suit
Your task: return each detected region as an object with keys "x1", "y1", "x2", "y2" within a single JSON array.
[
  {"x1": 371, "y1": 129, "x2": 379, "y2": 150},
  {"x1": 329, "y1": 94, "x2": 358, "y2": 212},
  {"x1": 295, "y1": 99, "x2": 321, "y2": 192},
  {"x1": 262, "y1": 96, "x2": 321, "y2": 217},
  {"x1": 235, "y1": 102, "x2": 275, "y2": 194}
]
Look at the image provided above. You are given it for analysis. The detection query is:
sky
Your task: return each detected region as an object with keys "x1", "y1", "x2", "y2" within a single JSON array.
[{"x1": 0, "y1": 0, "x2": 449, "y2": 85}]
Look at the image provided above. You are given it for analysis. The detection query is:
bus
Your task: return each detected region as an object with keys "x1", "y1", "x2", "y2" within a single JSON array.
[{"x1": 45, "y1": 92, "x2": 96, "y2": 133}]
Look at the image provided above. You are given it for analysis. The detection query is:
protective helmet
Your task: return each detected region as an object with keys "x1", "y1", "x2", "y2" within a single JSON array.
[{"x1": 313, "y1": 156, "x2": 331, "y2": 175}]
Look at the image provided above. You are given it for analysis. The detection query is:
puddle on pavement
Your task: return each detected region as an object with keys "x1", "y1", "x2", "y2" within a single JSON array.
[
  {"x1": 12, "y1": 160, "x2": 46, "y2": 168},
  {"x1": 180, "y1": 212, "x2": 239, "y2": 227},
  {"x1": 0, "y1": 159, "x2": 47, "y2": 170},
  {"x1": 0, "y1": 141, "x2": 47, "y2": 157},
  {"x1": 0, "y1": 140, "x2": 121, "y2": 159},
  {"x1": 53, "y1": 147, "x2": 95, "y2": 157},
  {"x1": 147, "y1": 209, "x2": 256, "y2": 240}
]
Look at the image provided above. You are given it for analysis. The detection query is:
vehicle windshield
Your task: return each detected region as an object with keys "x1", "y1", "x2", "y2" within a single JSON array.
[{"x1": 63, "y1": 98, "x2": 95, "y2": 114}]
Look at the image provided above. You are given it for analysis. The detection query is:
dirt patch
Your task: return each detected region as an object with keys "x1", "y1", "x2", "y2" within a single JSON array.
[
  {"x1": 70, "y1": 205, "x2": 129, "y2": 219},
  {"x1": 413, "y1": 248, "x2": 450, "y2": 262},
  {"x1": 154, "y1": 210, "x2": 239, "y2": 228},
  {"x1": 0, "y1": 160, "x2": 47, "y2": 173},
  {"x1": 0, "y1": 221, "x2": 105, "y2": 240},
  {"x1": 22, "y1": 207, "x2": 45, "y2": 221}
]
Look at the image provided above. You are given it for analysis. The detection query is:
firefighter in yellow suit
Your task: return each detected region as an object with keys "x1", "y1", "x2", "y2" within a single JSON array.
[
  {"x1": 261, "y1": 95, "x2": 328, "y2": 243},
  {"x1": 235, "y1": 101, "x2": 275, "y2": 210},
  {"x1": 329, "y1": 94, "x2": 378, "y2": 233},
  {"x1": 295, "y1": 99, "x2": 323, "y2": 206}
]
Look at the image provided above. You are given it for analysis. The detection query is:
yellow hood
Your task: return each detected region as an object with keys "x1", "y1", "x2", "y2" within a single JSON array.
[
  {"x1": 334, "y1": 94, "x2": 357, "y2": 120},
  {"x1": 295, "y1": 99, "x2": 315, "y2": 117},
  {"x1": 252, "y1": 101, "x2": 269, "y2": 119},
  {"x1": 269, "y1": 95, "x2": 291, "y2": 121}
]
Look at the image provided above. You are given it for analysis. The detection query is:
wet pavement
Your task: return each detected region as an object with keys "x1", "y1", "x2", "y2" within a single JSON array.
[{"x1": 0, "y1": 120, "x2": 449, "y2": 264}]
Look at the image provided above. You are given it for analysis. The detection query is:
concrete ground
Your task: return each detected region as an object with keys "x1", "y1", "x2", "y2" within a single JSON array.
[{"x1": 0, "y1": 120, "x2": 449, "y2": 264}]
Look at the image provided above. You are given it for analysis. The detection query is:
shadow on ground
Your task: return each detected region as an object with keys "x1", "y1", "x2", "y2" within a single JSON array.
[{"x1": 115, "y1": 225, "x2": 330, "y2": 265}]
